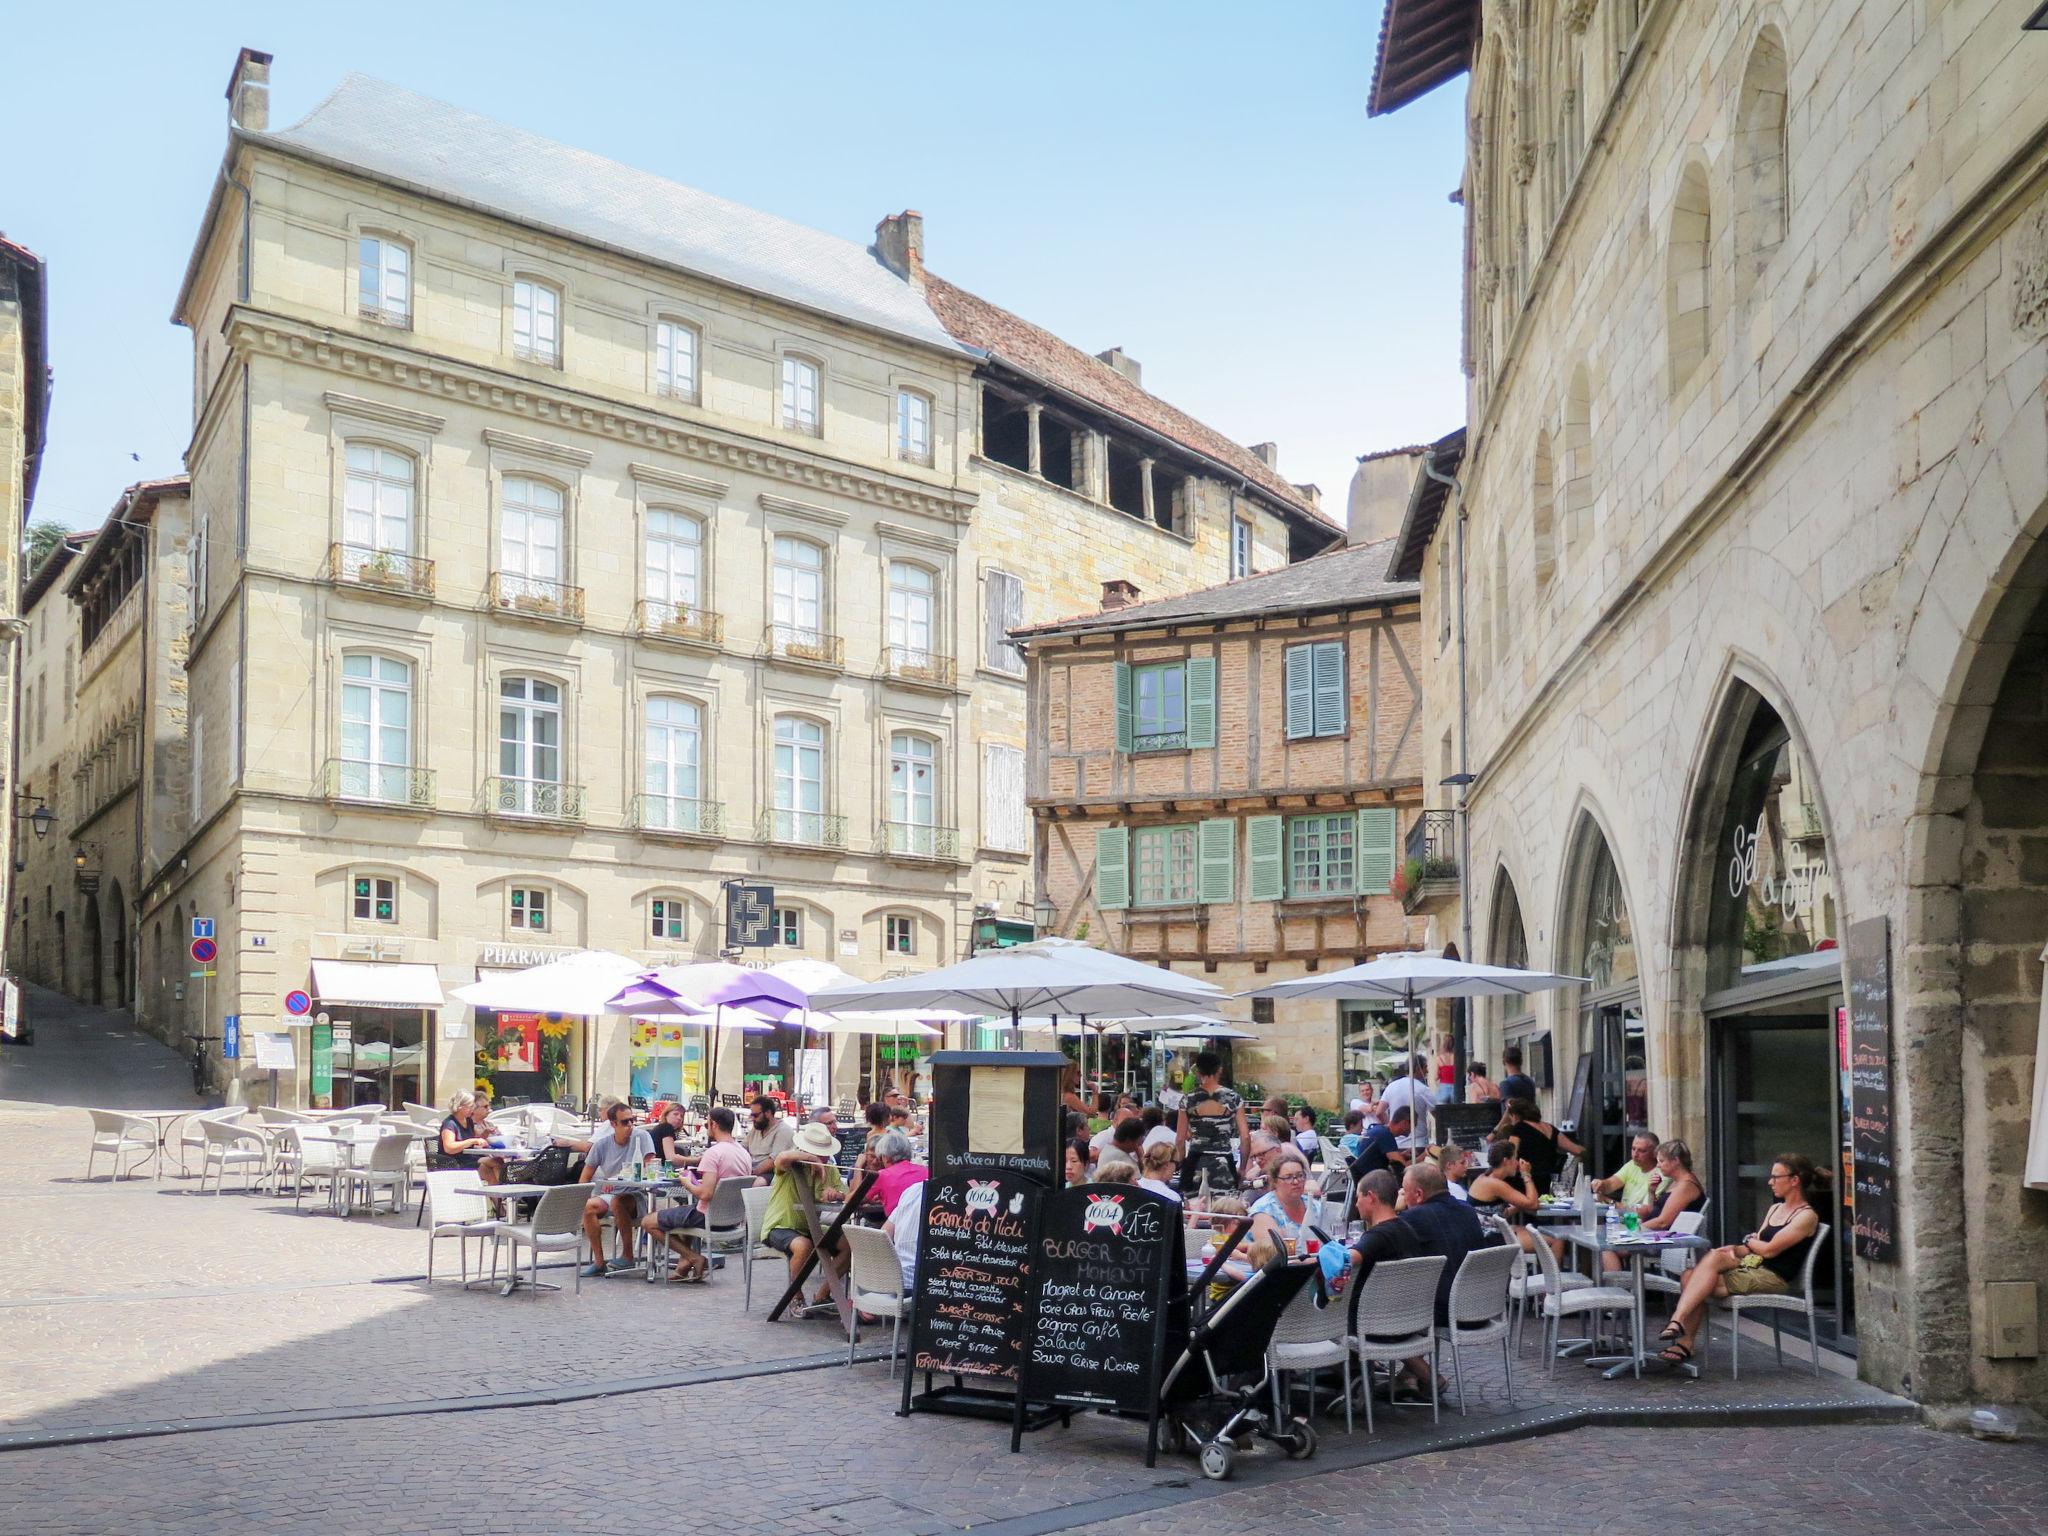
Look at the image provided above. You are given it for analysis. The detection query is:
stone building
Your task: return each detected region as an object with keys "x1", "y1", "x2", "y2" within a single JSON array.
[
  {"x1": 1372, "y1": 0, "x2": 2048, "y2": 1406},
  {"x1": 1016, "y1": 469, "x2": 1426, "y2": 1103},
  {"x1": 14, "y1": 529, "x2": 92, "y2": 993},
  {"x1": 138, "y1": 50, "x2": 1335, "y2": 1110},
  {"x1": 0, "y1": 234, "x2": 50, "y2": 974}
]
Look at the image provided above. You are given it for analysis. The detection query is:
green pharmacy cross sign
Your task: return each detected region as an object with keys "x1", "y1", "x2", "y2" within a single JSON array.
[{"x1": 354, "y1": 878, "x2": 394, "y2": 922}]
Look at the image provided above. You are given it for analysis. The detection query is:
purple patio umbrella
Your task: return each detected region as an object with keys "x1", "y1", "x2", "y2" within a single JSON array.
[{"x1": 617, "y1": 963, "x2": 809, "y2": 1098}]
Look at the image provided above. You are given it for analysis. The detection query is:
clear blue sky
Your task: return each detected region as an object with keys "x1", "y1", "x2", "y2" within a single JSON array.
[{"x1": 5, "y1": 0, "x2": 1468, "y2": 535}]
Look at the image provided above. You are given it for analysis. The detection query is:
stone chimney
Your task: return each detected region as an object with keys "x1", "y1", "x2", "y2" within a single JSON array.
[
  {"x1": 1249, "y1": 442, "x2": 1280, "y2": 470},
  {"x1": 1095, "y1": 348, "x2": 1142, "y2": 387},
  {"x1": 1100, "y1": 579, "x2": 1141, "y2": 611},
  {"x1": 226, "y1": 47, "x2": 272, "y2": 132},
  {"x1": 1348, "y1": 446, "x2": 1428, "y2": 546},
  {"x1": 1293, "y1": 482, "x2": 1321, "y2": 511},
  {"x1": 874, "y1": 210, "x2": 925, "y2": 288}
]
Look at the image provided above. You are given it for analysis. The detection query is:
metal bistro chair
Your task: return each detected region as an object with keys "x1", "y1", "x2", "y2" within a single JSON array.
[
  {"x1": 1267, "y1": 1264, "x2": 1354, "y2": 1433},
  {"x1": 198, "y1": 1117, "x2": 268, "y2": 1194},
  {"x1": 1435, "y1": 1242, "x2": 1519, "y2": 1415},
  {"x1": 494, "y1": 1183, "x2": 594, "y2": 1296},
  {"x1": 843, "y1": 1223, "x2": 911, "y2": 1378},
  {"x1": 1346, "y1": 1254, "x2": 1445, "y2": 1432},
  {"x1": 1529, "y1": 1226, "x2": 1639, "y2": 1376},
  {"x1": 740, "y1": 1182, "x2": 781, "y2": 1311},
  {"x1": 85, "y1": 1110, "x2": 158, "y2": 1181},
  {"x1": 424, "y1": 1171, "x2": 504, "y2": 1284},
  {"x1": 1723, "y1": 1221, "x2": 1832, "y2": 1380}
]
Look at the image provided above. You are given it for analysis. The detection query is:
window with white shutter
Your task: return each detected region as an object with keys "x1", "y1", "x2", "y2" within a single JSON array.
[
  {"x1": 982, "y1": 744, "x2": 1028, "y2": 853},
  {"x1": 985, "y1": 570, "x2": 1025, "y2": 676}
]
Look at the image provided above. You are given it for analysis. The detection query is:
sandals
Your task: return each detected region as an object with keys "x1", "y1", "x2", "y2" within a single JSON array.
[{"x1": 1658, "y1": 1340, "x2": 1694, "y2": 1366}]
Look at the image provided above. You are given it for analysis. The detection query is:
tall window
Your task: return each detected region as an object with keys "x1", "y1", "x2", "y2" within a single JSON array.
[
  {"x1": 780, "y1": 355, "x2": 820, "y2": 434},
  {"x1": 1231, "y1": 517, "x2": 1252, "y2": 579},
  {"x1": 1134, "y1": 663, "x2": 1187, "y2": 750},
  {"x1": 984, "y1": 569, "x2": 1025, "y2": 675},
  {"x1": 497, "y1": 676, "x2": 562, "y2": 815},
  {"x1": 499, "y1": 476, "x2": 564, "y2": 596},
  {"x1": 343, "y1": 444, "x2": 414, "y2": 557},
  {"x1": 509, "y1": 886, "x2": 549, "y2": 932},
  {"x1": 886, "y1": 561, "x2": 935, "y2": 668},
  {"x1": 888, "y1": 733, "x2": 937, "y2": 854},
  {"x1": 644, "y1": 510, "x2": 702, "y2": 618},
  {"x1": 655, "y1": 319, "x2": 698, "y2": 398},
  {"x1": 982, "y1": 743, "x2": 1028, "y2": 854},
  {"x1": 358, "y1": 237, "x2": 411, "y2": 324},
  {"x1": 642, "y1": 696, "x2": 702, "y2": 831},
  {"x1": 338, "y1": 653, "x2": 412, "y2": 802},
  {"x1": 771, "y1": 536, "x2": 825, "y2": 646},
  {"x1": 772, "y1": 907, "x2": 802, "y2": 947},
  {"x1": 1134, "y1": 825, "x2": 1196, "y2": 907},
  {"x1": 650, "y1": 897, "x2": 686, "y2": 942},
  {"x1": 771, "y1": 716, "x2": 826, "y2": 841},
  {"x1": 512, "y1": 278, "x2": 561, "y2": 365},
  {"x1": 1288, "y1": 813, "x2": 1356, "y2": 897},
  {"x1": 896, "y1": 388, "x2": 931, "y2": 464}
]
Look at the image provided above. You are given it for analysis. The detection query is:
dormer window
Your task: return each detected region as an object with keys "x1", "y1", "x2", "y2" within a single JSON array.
[
  {"x1": 359, "y1": 237, "x2": 411, "y2": 325},
  {"x1": 512, "y1": 279, "x2": 561, "y2": 366}
]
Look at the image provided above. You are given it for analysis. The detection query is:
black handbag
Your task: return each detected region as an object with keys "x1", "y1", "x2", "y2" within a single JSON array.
[{"x1": 505, "y1": 1144, "x2": 577, "y2": 1186}]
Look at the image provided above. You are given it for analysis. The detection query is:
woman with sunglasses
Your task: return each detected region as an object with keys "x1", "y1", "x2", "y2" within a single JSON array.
[
  {"x1": 1658, "y1": 1152, "x2": 1826, "y2": 1368},
  {"x1": 1248, "y1": 1149, "x2": 1316, "y2": 1255}
]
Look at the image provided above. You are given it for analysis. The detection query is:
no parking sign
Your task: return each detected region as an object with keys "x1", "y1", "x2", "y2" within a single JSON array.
[
  {"x1": 284, "y1": 989, "x2": 313, "y2": 1017},
  {"x1": 190, "y1": 937, "x2": 218, "y2": 965}
]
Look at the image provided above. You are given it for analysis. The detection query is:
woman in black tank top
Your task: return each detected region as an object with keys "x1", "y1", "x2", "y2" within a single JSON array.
[{"x1": 1658, "y1": 1153, "x2": 1825, "y2": 1366}]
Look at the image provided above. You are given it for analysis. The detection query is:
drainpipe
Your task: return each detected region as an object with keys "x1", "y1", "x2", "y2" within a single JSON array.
[{"x1": 1421, "y1": 447, "x2": 1475, "y2": 1072}]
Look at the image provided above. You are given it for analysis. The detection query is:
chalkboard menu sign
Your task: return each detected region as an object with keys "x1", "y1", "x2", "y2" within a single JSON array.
[
  {"x1": 1845, "y1": 916, "x2": 1897, "y2": 1262},
  {"x1": 923, "y1": 1050, "x2": 1066, "y2": 1184},
  {"x1": 907, "y1": 1166, "x2": 1038, "y2": 1381},
  {"x1": 1020, "y1": 1183, "x2": 1183, "y2": 1463}
]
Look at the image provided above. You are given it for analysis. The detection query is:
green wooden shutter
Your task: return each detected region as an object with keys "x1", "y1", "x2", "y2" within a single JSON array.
[
  {"x1": 1247, "y1": 815, "x2": 1285, "y2": 901},
  {"x1": 1283, "y1": 646, "x2": 1313, "y2": 739},
  {"x1": 1197, "y1": 818, "x2": 1236, "y2": 904},
  {"x1": 1185, "y1": 656, "x2": 1217, "y2": 748},
  {"x1": 1096, "y1": 825, "x2": 1130, "y2": 909},
  {"x1": 1113, "y1": 662, "x2": 1134, "y2": 752},
  {"x1": 1356, "y1": 806, "x2": 1398, "y2": 895},
  {"x1": 1313, "y1": 641, "x2": 1347, "y2": 736}
]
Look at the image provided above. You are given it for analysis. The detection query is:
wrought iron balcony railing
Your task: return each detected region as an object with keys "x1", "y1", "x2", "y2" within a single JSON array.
[
  {"x1": 880, "y1": 644, "x2": 956, "y2": 688},
  {"x1": 1404, "y1": 807, "x2": 1460, "y2": 869},
  {"x1": 878, "y1": 821, "x2": 959, "y2": 861},
  {"x1": 328, "y1": 543, "x2": 435, "y2": 598},
  {"x1": 634, "y1": 598, "x2": 724, "y2": 648},
  {"x1": 630, "y1": 794, "x2": 726, "y2": 838},
  {"x1": 754, "y1": 808, "x2": 848, "y2": 849},
  {"x1": 480, "y1": 776, "x2": 585, "y2": 823},
  {"x1": 761, "y1": 623, "x2": 844, "y2": 668},
  {"x1": 320, "y1": 758, "x2": 435, "y2": 810},
  {"x1": 489, "y1": 570, "x2": 585, "y2": 623}
]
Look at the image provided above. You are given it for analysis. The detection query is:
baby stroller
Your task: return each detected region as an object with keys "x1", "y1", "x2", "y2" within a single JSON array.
[{"x1": 1158, "y1": 1249, "x2": 1323, "y2": 1480}]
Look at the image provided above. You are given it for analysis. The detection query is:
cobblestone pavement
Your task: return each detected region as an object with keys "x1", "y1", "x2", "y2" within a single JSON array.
[{"x1": 2, "y1": 989, "x2": 2040, "y2": 1534}]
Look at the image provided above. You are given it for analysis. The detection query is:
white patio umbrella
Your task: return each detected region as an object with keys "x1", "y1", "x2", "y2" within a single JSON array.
[
  {"x1": 1242, "y1": 952, "x2": 1586, "y2": 1149},
  {"x1": 452, "y1": 950, "x2": 666, "y2": 1106}
]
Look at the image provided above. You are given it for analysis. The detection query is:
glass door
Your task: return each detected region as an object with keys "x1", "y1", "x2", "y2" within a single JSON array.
[{"x1": 329, "y1": 1009, "x2": 426, "y2": 1108}]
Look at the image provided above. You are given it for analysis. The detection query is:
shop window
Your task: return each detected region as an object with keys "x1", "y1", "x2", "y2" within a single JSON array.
[
  {"x1": 509, "y1": 886, "x2": 549, "y2": 933},
  {"x1": 650, "y1": 897, "x2": 686, "y2": 942},
  {"x1": 772, "y1": 907, "x2": 802, "y2": 948},
  {"x1": 886, "y1": 914, "x2": 915, "y2": 955},
  {"x1": 352, "y1": 875, "x2": 397, "y2": 923}
]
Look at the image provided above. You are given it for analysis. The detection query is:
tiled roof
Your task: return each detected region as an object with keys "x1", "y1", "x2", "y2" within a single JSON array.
[
  {"x1": 241, "y1": 74, "x2": 967, "y2": 355},
  {"x1": 1369, "y1": 0, "x2": 1480, "y2": 117},
  {"x1": 922, "y1": 272, "x2": 1337, "y2": 533},
  {"x1": 22, "y1": 531, "x2": 94, "y2": 613},
  {"x1": 1018, "y1": 536, "x2": 1417, "y2": 640},
  {"x1": 67, "y1": 477, "x2": 189, "y2": 597},
  {"x1": 1388, "y1": 427, "x2": 1464, "y2": 580}
]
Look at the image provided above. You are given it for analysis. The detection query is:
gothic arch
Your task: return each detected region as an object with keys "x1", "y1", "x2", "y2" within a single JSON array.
[{"x1": 1732, "y1": 25, "x2": 1790, "y2": 302}]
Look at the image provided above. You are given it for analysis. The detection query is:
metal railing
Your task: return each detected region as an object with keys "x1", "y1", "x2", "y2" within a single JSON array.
[
  {"x1": 878, "y1": 821, "x2": 959, "y2": 861},
  {"x1": 761, "y1": 623, "x2": 844, "y2": 668},
  {"x1": 880, "y1": 645, "x2": 956, "y2": 687},
  {"x1": 754, "y1": 809, "x2": 848, "y2": 849},
  {"x1": 630, "y1": 794, "x2": 725, "y2": 837},
  {"x1": 1405, "y1": 807, "x2": 1460, "y2": 870},
  {"x1": 328, "y1": 543, "x2": 435, "y2": 598},
  {"x1": 634, "y1": 598, "x2": 724, "y2": 647},
  {"x1": 1133, "y1": 730, "x2": 1189, "y2": 753},
  {"x1": 320, "y1": 758, "x2": 436, "y2": 809},
  {"x1": 489, "y1": 570, "x2": 585, "y2": 623},
  {"x1": 480, "y1": 776, "x2": 585, "y2": 822}
]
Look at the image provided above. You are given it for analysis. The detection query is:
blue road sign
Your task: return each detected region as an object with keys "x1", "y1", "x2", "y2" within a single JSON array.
[{"x1": 222, "y1": 1016, "x2": 240, "y2": 1060}]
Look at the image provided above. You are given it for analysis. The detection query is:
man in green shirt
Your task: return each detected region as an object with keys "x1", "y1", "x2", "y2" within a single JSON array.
[
  {"x1": 763, "y1": 1120, "x2": 846, "y2": 1304},
  {"x1": 1593, "y1": 1131, "x2": 1660, "y2": 1213}
]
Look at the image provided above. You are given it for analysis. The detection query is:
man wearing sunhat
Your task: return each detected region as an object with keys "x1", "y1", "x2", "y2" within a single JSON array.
[{"x1": 764, "y1": 1119, "x2": 847, "y2": 1306}]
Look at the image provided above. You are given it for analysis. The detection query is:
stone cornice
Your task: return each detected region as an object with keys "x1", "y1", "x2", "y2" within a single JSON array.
[
  {"x1": 224, "y1": 308, "x2": 979, "y2": 527},
  {"x1": 322, "y1": 390, "x2": 446, "y2": 435},
  {"x1": 628, "y1": 462, "x2": 728, "y2": 500},
  {"x1": 758, "y1": 492, "x2": 849, "y2": 530},
  {"x1": 480, "y1": 426, "x2": 594, "y2": 468}
]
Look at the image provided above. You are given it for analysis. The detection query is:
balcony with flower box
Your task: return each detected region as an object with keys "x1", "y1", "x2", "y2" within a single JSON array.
[
  {"x1": 1399, "y1": 808, "x2": 1461, "y2": 916},
  {"x1": 634, "y1": 598, "x2": 724, "y2": 651},
  {"x1": 879, "y1": 643, "x2": 957, "y2": 691},
  {"x1": 488, "y1": 570, "x2": 585, "y2": 626},
  {"x1": 327, "y1": 543, "x2": 435, "y2": 601},
  {"x1": 754, "y1": 808, "x2": 848, "y2": 852},
  {"x1": 877, "y1": 821, "x2": 960, "y2": 864},
  {"x1": 319, "y1": 758, "x2": 436, "y2": 812},
  {"x1": 479, "y1": 776, "x2": 585, "y2": 824},
  {"x1": 630, "y1": 794, "x2": 726, "y2": 840},
  {"x1": 760, "y1": 622, "x2": 844, "y2": 671}
]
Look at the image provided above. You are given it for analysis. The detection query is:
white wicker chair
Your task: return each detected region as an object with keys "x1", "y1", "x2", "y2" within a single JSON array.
[
  {"x1": 494, "y1": 1183, "x2": 591, "y2": 1295},
  {"x1": 1346, "y1": 1254, "x2": 1445, "y2": 1432},
  {"x1": 1639, "y1": 1210, "x2": 1706, "y2": 1304},
  {"x1": 424, "y1": 1171, "x2": 504, "y2": 1283},
  {"x1": 1723, "y1": 1221, "x2": 1831, "y2": 1380},
  {"x1": 843, "y1": 1223, "x2": 911, "y2": 1377},
  {"x1": 1494, "y1": 1214, "x2": 1590, "y2": 1352},
  {"x1": 85, "y1": 1110, "x2": 158, "y2": 1180},
  {"x1": 198, "y1": 1117, "x2": 268, "y2": 1194},
  {"x1": 345, "y1": 1133, "x2": 415, "y2": 1217},
  {"x1": 1435, "y1": 1242, "x2": 1519, "y2": 1415},
  {"x1": 740, "y1": 1182, "x2": 783, "y2": 1310},
  {"x1": 693, "y1": 1176, "x2": 751, "y2": 1277},
  {"x1": 1267, "y1": 1265, "x2": 1355, "y2": 1431},
  {"x1": 1529, "y1": 1227, "x2": 1638, "y2": 1376},
  {"x1": 280, "y1": 1126, "x2": 345, "y2": 1209}
]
